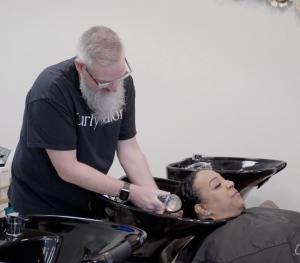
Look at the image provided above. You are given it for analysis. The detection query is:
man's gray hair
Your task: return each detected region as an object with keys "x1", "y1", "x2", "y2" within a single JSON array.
[{"x1": 76, "y1": 26, "x2": 123, "y2": 68}]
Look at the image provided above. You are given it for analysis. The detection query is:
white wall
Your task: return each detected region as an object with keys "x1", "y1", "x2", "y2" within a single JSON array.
[{"x1": 1, "y1": 0, "x2": 299, "y2": 210}]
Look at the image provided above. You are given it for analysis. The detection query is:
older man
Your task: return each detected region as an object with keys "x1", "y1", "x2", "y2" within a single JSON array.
[{"x1": 8, "y1": 26, "x2": 166, "y2": 217}]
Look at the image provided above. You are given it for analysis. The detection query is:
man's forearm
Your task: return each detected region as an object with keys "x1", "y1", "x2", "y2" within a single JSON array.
[
  {"x1": 46, "y1": 149, "x2": 124, "y2": 196},
  {"x1": 117, "y1": 136, "x2": 162, "y2": 192},
  {"x1": 47, "y1": 148, "x2": 166, "y2": 212},
  {"x1": 118, "y1": 147, "x2": 158, "y2": 189},
  {"x1": 64, "y1": 162, "x2": 124, "y2": 196}
]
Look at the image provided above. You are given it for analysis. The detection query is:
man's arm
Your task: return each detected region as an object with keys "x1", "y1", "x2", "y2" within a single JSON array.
[
  {"x1": 46, "y1": 145, "x2": 167, "y2": 213},
  {"x1": 117, "y1": 136, "x2": 167, "y2": 212},
  {"x1": 46, "y1": 149, "x2": 124, "y2": 197},
  {"x1": 117, "y1": 136, "x2": 156, "y2": 188}
]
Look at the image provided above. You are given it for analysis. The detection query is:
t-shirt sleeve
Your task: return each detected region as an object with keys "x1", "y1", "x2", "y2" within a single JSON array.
[
  {"x1": 118, "y1": 77, "x2": 137, "y2": 140},
  {"x1": 27, "y1": 98, "x2": 77, "y2": 150}
]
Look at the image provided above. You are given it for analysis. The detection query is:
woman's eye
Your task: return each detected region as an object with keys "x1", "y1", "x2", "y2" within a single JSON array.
[{"x1": 214, "y1": 183, "x2": 221, "y2": 189}]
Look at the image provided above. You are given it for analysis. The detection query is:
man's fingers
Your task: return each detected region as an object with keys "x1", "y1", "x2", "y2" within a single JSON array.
[
  {"x1": 156, "y1": 189, "x2": 170, "y2": 196},
  {"x1": 156, "y1": 190, "x2": 170, "y2": 203}
]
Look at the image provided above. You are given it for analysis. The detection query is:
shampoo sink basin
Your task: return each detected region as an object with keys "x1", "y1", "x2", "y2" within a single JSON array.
[
  {"x1": 0, "y1": 220, "x2": 60, "y2": 263},
  {"x1": 166, "y1": 155, "x2": 287, "y2": 196},
  {"x1": 92, "y1": 177, "x2": 226, "y2": 262},
  {"x1": 0, "y1": 215, "x2": 146, "y2": 263}
]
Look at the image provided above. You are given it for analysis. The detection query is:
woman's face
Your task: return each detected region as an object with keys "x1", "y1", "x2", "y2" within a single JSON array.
[{"x1": 193, "y1": 170, "x2": 245, "y2": 220}]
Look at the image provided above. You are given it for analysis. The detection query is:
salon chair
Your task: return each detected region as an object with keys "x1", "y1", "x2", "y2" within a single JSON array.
[{"x1": 164, "y1": 154, "x2": 287, "y2": 262}]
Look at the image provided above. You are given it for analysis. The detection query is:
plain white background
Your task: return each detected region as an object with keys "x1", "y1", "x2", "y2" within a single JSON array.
[{"x1": 1, "y1": 0, "x2": 299, "y2": 210}]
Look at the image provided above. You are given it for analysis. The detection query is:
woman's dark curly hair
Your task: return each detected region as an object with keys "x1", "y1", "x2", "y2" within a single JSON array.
[{"x1": 176, "y1": 170, "x2": 204, "y2": 219}]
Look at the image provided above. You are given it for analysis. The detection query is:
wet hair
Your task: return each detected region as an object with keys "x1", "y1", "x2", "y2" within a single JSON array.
[
  {"x1": 176, "y1": 170, "x2": 204, "y2": 219},
  {"x1": 76, "y1": 25, "x2": 123, "y2": 68}
]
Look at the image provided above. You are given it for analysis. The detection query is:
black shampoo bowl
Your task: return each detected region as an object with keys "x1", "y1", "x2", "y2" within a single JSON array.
[
  {"x1": 92, "y1": 177, "x2": 226, "y2": 262},
  {"x1": 167, "y1": 155, "x2": 287, "y2": 196},
  {"x1": 90, "y1": 156, "x2": 287, "y2": 262},
  {"x1": 0, "y1": 215, "x2": 146, "y2": 263},
  {"x1": 0, "y1": 228, "x2": 60, "y2": 263}
]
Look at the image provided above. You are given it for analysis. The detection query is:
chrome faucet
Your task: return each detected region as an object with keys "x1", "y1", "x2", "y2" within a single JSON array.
[{"x1": 5, "y1": 213, "x2": 28, "y2": 238}]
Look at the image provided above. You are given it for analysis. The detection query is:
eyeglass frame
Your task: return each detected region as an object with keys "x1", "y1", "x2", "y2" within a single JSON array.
[{"x1": 84, "y1": 58, "x2": 132, "y2": 89}]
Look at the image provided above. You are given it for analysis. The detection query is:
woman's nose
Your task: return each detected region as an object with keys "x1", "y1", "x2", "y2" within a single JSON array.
[{"x1": 226, "y1": 180, "x2": 234, "y2": 188}]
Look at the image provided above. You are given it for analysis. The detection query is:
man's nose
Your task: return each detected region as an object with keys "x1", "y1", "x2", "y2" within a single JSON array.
[{"x1": 106, "y1": 82, "x2": 119, "y2": 92}]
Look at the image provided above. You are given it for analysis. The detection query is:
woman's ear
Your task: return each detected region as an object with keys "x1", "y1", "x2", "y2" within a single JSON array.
[{"x1": 194, "y1": 204, "x2": 212, "y2": 219}]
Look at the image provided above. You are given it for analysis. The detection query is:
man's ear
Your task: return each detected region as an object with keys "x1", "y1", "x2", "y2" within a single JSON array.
[
  {"x1": 194, "y1": 204, "x2": 212, "y2": 219},
  {"x1": 74, "y1": 58, "x2": 84, "y2": 73}
]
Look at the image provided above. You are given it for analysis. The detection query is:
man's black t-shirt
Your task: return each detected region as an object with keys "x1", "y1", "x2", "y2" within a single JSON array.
[{"x1": 8, "y1": 58, "x2": 136, "y2": 217}]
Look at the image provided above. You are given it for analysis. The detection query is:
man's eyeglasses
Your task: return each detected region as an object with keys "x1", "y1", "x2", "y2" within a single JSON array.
[{"x1": 84, "y1": 58, "x2": 132, "y2": 89}]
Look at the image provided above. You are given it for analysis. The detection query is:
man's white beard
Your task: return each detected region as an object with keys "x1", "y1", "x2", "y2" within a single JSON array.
[{"x1": 79, "y1": 78, "x2": 125, "y2": 122}]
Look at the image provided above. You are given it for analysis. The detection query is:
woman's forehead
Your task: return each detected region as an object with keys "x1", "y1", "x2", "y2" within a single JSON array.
[{"x1": 194, "y1": 170, "x2": 222, "y2": 188}]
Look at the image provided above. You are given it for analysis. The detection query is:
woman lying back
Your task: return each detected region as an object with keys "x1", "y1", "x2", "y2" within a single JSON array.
[{"x1": 178, "y1": 169, "x2": 277, "y2": 220}]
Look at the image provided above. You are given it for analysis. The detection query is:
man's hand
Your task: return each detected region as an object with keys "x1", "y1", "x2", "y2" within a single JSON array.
[{"x1": 129, "y1": 184, "x2": 169, "y2": 214}]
